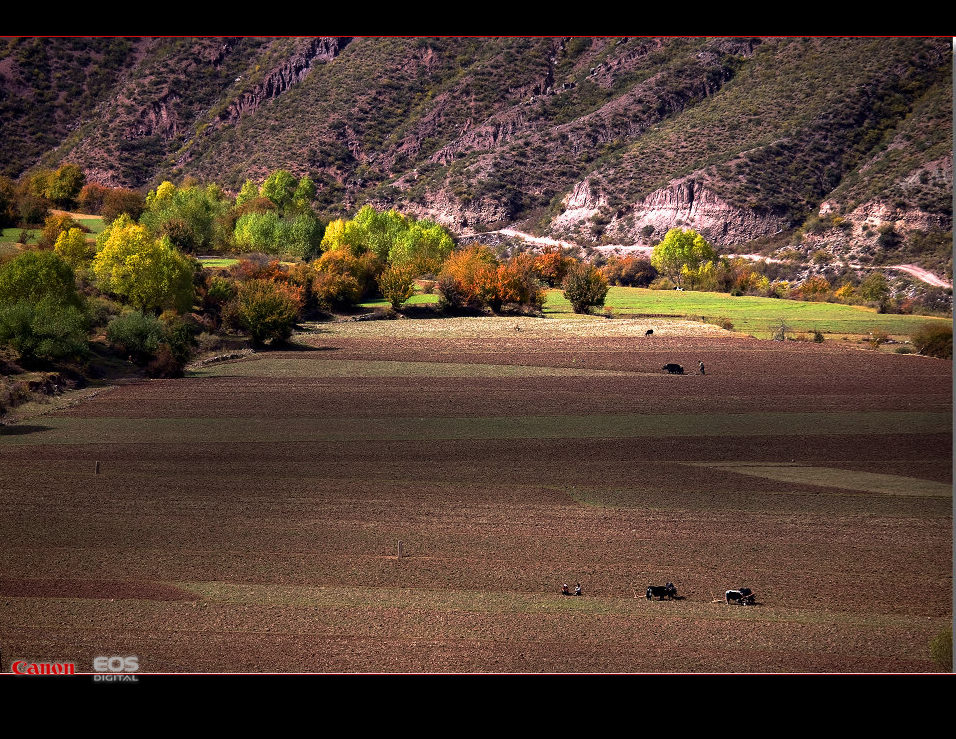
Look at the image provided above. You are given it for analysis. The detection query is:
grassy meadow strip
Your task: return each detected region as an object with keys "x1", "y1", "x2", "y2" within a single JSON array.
[
  {"x1": 543, "y1": 287, "x2": 952, "y2": 336},
  {"x1": 3, "y1": 410, "x2": 949, "y2": 445},
  {"x1": 687, "y1": 463, "x2": 952, "y2": 497},
  {"x1": 190, "y1": 357, "x2": 643, "y2": 378},
  {"x1": 198, "y1": 257, "x2": 240, "y2": 267},
  {"x1": 170, "y1": 582, "x2": 952, "y2": 631}
]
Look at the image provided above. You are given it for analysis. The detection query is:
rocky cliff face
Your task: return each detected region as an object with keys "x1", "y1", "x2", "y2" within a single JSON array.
[
  {"x1": 210, "y1": 37, "x2": 349, "y2": 129},
  {"x1": 552, "y1": 177, "x2": 791, "y2": 246}
]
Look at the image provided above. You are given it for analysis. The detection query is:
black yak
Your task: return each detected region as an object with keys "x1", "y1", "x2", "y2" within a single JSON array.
[
  {"x1": 646, "y1": 583, "x2": 678, "y2": 600},
  {"x1": 725, "y1": 587, "x2": 756, "y2": 606}
]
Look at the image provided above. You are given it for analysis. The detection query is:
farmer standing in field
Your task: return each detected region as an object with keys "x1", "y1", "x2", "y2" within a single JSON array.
[{"x1": 698, "y1": 360, "x2": 706, "y2": 375}]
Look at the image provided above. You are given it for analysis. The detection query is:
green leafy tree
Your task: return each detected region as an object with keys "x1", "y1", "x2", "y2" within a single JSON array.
[
  {"x1": 140, "y1": 181, "x2": 229, "y2": 253},
  {"x1": 858, "y1": 271, "x2": 890, "y2": 304},
  {"x1": 293, "y1": 175, "x2": 317, "y2": 212},
  {"x1": 389, "y1": 219, "x2": 455, "y2": 276},
  {"x1": 54, "y1": 228, "x2": 93, "y2": 267},
  {"x1": 45, "y1": 164, "x2": 86, "y2": 208},
  {"x1": 235, "y1": 180, "x2": 260, "y2": 209},
  {"x1": 92, "y1": 216, "x2": 196, "y2": 314},
  {"x1": 346, "y1": 206, "x2": 409, "y2": 260},
  {"x1": 234, "y1": 211, "x2": 283, "y2": 253},
  {"x1": 260, "y1": 170, "x2": 298, "y2": 214},
  {"x1": 0, "y1": 251, "x2": 88, "y2": 361},
  {"x1": 562, "y1": 261, "x2": 609, "y2": 314},
  {"x1": 285, "y1": 212, "x2": 324, "y2": 261},
  {"x1": 651, "y1": 228, "x2": 717, "y2": 288}
]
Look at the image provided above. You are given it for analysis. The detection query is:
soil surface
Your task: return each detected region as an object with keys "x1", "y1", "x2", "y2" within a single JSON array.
[{"x1": 0, "y1": 321, "x2": 950, "y2": 673}]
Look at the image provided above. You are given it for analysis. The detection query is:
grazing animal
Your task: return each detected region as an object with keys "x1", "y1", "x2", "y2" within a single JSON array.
[
  {"x1": 662, "y1": 363, "x2": 684, "y2": 375},
  {"x1": 645, "y1": 329, "x2": 654, "y2": 336},
  {"x1": 646, "y1": 583, "x2": 678, "y2": 601},
  {"x1": 725, "y1": 587, "x2": 756, "y2": 606}
]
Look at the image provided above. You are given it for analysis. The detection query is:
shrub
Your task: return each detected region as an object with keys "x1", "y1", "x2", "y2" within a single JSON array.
[
  {"x1": 145, "y1": 343, "x2": 185, "y2": 378},
  {"x1": 706, "y1": 316, "x2": 734, "y2": 331},
  {"x1": 562, "y1": 262, "x2": 609, "y2": 314},
  {"x1": 796, "y1": 275, "x2": 832, "y2": 301},
  {"x1": 812, "y1": 329, "x2": 825, "y2": 343},
  {"x1": 868, "y1": 330, "x2": 890, "y2": 349},
  {"x1": 648, "y1": 276, "x2": 676, "y2": 290},
  {"x1": 229, "y1": 256, "x2": 287, "y2": 283},
  {"x1": 497, "y1": 254, "x2": 545, "y2": 311},
  {"x1": 911, "y1": 323, "x2": 952, "y2": 359},
  {"x1": 770, "y1": 319, "x2": 792, "y2": 341},
  {"x1": 159, "y1": 311, "x2": 198, "y2": 365},
  {"x1": 312, "y1": 250, "x2": 372, "y2": 310},
  {"x1": 534, "y1": 248, "x2": 576, "y2": 287},
  {"x1": 205, "y1": 275, "x2": 238, "y2": 306},
  {"x1": 437, "y1": 273, "x2": 466, "y2": 311},
  {"x1": 87, "y1": 296, "x2": 124, "y2": 329},
  {"x1": 101, "y1": 188, "x2": 146, "y2": 224},
  {"x1": 439, "y1": 245, "x2": 500, "y2": 310},
  {"x1": 602, "y1": 255, "x2": 658, "y2": 287},
  {"x1": 929, "y1": 627, "x2": 952, "y2": 672},
  {"x1": 39, "y1": 212, "x2": 82, "y2": 248},
  {"x1": 0, "y1": 298, "x2": 89, "y2": 362},
  {"x1": 106, "y1": 311, "x2": 165, "y2": 362},
  {"x1": 378, "y1": 265, "x2": 416, "y2": 309},
  {"x1": 233, "y1": 279, "x2": 303, "y2": 345}
]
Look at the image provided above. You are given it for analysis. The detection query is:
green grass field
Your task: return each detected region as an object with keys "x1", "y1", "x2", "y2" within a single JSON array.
[
  {"x1": 359, "y1": 293, "x2": 441, "y2": 308},
  {"x1": 544, "y1": 287, "x2": 952, "y2": 338},
  {"x1": 0, "y1": 228, "x2": 39, "y2": 245},
  {"x1": 75, "y1": 216, "x2": 105, "y2": 234},
  {"x1": 199, "y1": 257, "x2": 240, "y2": 267}
]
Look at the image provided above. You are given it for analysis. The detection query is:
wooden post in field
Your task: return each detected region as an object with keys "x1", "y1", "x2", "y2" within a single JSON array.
[
  {"x1": 95, "y1": 461, "x2": 100, "y2": 475},
  {"x1": 397, "y1": 540, "x2": 403, "y2": 559}
]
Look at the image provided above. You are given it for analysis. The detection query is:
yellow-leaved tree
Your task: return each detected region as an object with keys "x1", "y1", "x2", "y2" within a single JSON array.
[{"x1": 92, "y1": 214, "x2": 195, "y2": 314}]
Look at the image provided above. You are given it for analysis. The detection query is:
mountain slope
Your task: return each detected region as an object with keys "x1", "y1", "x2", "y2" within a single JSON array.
[{"x1": 1, "y1": 36, "x2": 951, "y2": 273}]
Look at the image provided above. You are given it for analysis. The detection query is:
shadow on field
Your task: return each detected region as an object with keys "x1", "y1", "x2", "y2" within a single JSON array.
[
  {"x1": 268, "y1": 340, "x2": 340, "y2": 353},
  {"x1": 0, "y1": 424, "x2": 52, "y2": 436}
]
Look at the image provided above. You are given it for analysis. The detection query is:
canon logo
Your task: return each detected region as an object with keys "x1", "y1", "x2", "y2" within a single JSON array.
[{"x1": 12, "y1": 660, "x2": 76, "y2": 675}]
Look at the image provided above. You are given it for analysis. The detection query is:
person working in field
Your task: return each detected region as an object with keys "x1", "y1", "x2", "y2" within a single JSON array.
[
  {"x1": 698, "y1": 360, "x2": 706, "y2": 375},
  {"x1": 574, "y1": 582, "x2": 583, "y2": 596},
  {"x1": 561, "y1": 583, "x2": 570, "y2": 596}
]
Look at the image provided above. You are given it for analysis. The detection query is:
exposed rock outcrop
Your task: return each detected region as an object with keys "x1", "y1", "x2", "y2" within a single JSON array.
[
  {"x1": 626, "y1": 179, "x2": 790, "y2": 245},
  {"x1": 551, "y1": 177, "x2": 790, "y2": 246},
  {"x1": 212, "y1": 37, "x2": 350, "y2": 128}
]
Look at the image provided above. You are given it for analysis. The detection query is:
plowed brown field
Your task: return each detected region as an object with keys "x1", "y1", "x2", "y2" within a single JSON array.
[{"x1": 1, "y1": 319, "x2": 951, "y2": 673}]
